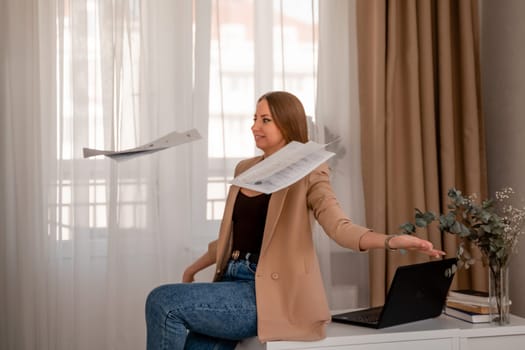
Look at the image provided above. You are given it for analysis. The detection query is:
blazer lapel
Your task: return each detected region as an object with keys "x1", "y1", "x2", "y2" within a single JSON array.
[{"x1": 259, "y1": 186, "x2": 289, "y2": 258}]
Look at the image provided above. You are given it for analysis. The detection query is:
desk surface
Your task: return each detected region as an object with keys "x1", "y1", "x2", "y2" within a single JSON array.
[
  {"x1": 325, "y1": 313, "x2": 525, "y2": 336},
  {"x1": 260, "y1": 314, "x2": 525, "y2": 350}
]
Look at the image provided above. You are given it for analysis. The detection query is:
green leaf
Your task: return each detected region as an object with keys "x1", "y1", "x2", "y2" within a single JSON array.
[
  {"x1": 482, "y1": 199, "x2": 494, "y2": 209},
  {"x1": 479, "y1": 210, "x2": 492, "y2": 223},
  {"x1": 399, "y1": 222, "x2": 415, "y2": 234},
  {"x1": 448, "y1": 188, "x2": 462, "y2": 199},
  {"x1": 423, "y1": 211, "x2": 437, "y2": 222},
  {"x1": 449, "y1": 221, "x2": 461, "y2": 234},
  {"x1": 415, "y1": 217, "x2": 428, "y2": 227},
  {"x1": 439, "y1": 212, "x2": 456, "y2": 230},
  {"x1": 460, "y1": 223, "x2": 471, "y2": 236}
]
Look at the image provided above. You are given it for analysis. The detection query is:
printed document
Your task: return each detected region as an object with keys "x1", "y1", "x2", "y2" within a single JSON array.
[
  {"x1": 83, "y1": 128, "x2": 201, "y2": 161},
  {"x1": 231, "y1": 141, "x2": 335, "y2": 194}
]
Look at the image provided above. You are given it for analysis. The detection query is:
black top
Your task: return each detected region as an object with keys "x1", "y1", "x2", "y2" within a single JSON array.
[{"x1": 231, "y1": 191, "x2": 271, "y2": 254}]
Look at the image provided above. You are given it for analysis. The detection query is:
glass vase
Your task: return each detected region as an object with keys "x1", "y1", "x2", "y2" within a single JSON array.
[{"x1": 488, "y1": 263, "x2": 510, "y2": 325}]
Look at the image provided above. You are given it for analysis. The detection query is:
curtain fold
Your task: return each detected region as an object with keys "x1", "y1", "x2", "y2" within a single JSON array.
[
  {"x1": 1, "y1": 1, "x2": 51, "y2": 349},
  {"x1": 356, "y1": 0, "x2": 487, "y2": 306}
]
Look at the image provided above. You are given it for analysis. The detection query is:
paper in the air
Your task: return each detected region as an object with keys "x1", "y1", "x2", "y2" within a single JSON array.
[
  {"x1": 82, "y1": 128, "x2": 201, "y2": 161},
  {"x1": 231, "y1": 141, "x2": 335, "y2": 194}
]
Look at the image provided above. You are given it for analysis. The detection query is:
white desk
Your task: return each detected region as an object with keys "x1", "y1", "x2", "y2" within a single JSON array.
[{"x1": 237, "y1": 314, "x2": 525, "y2": 350}]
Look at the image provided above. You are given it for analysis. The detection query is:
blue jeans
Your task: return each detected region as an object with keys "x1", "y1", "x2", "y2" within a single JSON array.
[{"x1": 145, "y1": 259, "x2": 258, "y2": 350}]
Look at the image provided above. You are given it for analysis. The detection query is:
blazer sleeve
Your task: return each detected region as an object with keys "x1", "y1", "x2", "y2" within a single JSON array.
[{"x1": 306, "y1": 163, "x2": 370, "y2": 251}]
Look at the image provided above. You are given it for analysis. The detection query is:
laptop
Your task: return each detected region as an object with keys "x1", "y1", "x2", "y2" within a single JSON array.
[{"x1": 332, "y1": 257, "x2": 457, "y2": 329}]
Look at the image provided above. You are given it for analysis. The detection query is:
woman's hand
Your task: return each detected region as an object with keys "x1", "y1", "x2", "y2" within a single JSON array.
[
  {"x1": 180, "y1": 250, "x2": 216, "y2": 283},
  {"x1": 359, "y1": 231, "x2": 446, "y2": 258},
  {"x1": 182, "y1": 267, "x2": 196, "y2": 283},
  {"x1": 387, "y1": 234, "x2": 446, "y2": 258}
]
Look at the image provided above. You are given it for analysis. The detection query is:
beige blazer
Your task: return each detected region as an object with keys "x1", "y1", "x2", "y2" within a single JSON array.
[{"x1": 206, "y1": 156, "x2": 370, "y2": 342}]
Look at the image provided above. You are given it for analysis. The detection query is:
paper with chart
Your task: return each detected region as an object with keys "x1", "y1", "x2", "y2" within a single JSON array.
[
  {"x1": 82, "y1": 128, "x2": 201, "y2": 161},
  {"x1": 231, "y1": 141, "x2": 335, "y2": 194}
]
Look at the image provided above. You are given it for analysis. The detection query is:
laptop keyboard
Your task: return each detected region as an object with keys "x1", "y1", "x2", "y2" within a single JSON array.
[{"x1": 339, "y1": 306, "x2": 382, "y2": 324}]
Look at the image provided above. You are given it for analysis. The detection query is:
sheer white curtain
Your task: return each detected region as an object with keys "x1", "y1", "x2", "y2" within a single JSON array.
[
  {"x1": 0, "y1": 0, "x2": 365, "y2": 349},
  {"x1": 1, "y1": 0, "x2": 209, "y2": 349},
  {"x1": 316, "y1": 0, "x2": 369, "y2": 309}
]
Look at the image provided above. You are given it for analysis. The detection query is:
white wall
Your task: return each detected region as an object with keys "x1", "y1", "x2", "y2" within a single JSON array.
[{"x1": 481, "y1": 0, "x2": 525, "y2": 317}]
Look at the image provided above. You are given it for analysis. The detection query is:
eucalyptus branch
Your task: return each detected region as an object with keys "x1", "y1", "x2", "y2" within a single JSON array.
[{"x1": 400, "y1": 187, "x2": 525, "y2": 271}]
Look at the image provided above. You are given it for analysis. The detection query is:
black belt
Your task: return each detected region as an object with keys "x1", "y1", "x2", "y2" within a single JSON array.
[{"x1": 231, "y1": 250, "x2": 259, "y2": 264}]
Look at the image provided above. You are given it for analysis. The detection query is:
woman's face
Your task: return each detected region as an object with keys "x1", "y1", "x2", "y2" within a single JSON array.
[{"x1": 252, "y1": 98, "x2": 286, "y2": 157}]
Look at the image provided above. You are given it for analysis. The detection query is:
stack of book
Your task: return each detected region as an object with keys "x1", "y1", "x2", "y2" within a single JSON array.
[{"x1": 444, "y1": 289, "x2": 491, "y2": 323}]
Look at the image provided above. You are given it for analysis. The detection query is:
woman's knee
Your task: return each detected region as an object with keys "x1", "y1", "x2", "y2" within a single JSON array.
[
  {"x1": 146, "y1": 283, "x2": 191, "y2": 313},
  {"x1": 145, "y1": 284, "x2": 190, "y2": 349},
  {"x1": 145, "y1": 284, "x2": 177, "y2": 318}
]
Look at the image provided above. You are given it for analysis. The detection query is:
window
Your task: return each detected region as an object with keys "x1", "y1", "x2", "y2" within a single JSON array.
[
  {"x1": 207, "y1": 0, "x2": 318, "y2": 220},
  {"x1": 52, "y1": 0, "x2": 319, "y2": 244}
]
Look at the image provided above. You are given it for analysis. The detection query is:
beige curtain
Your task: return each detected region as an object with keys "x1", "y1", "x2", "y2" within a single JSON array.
[{"x1": 356, "y1": 0, "x2": 488, "y2": 306}]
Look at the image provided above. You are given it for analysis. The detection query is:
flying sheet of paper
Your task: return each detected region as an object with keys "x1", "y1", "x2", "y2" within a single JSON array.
[
  {"x1": 82, "y1": 128, "x2": 201, "y2": 161},
  {"x1": 230, "y1": 141, "x2": 335, "y2": 194}
]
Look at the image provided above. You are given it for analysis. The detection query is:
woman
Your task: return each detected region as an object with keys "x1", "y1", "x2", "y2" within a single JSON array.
[{"x1": 145, "y1": 91, "x2": 445, "y2": 349}]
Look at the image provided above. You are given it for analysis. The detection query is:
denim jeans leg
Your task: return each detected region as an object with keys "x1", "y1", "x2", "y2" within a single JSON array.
[
  {"x1": 145, "y1": 260, "x2": 258, "y2": 350},
  {"x1": 146, "y1": 285, "x2": 188, "y2": 350},
  {"x1": 184, "y1": 331, "x2": 238, "y2": 350}
]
